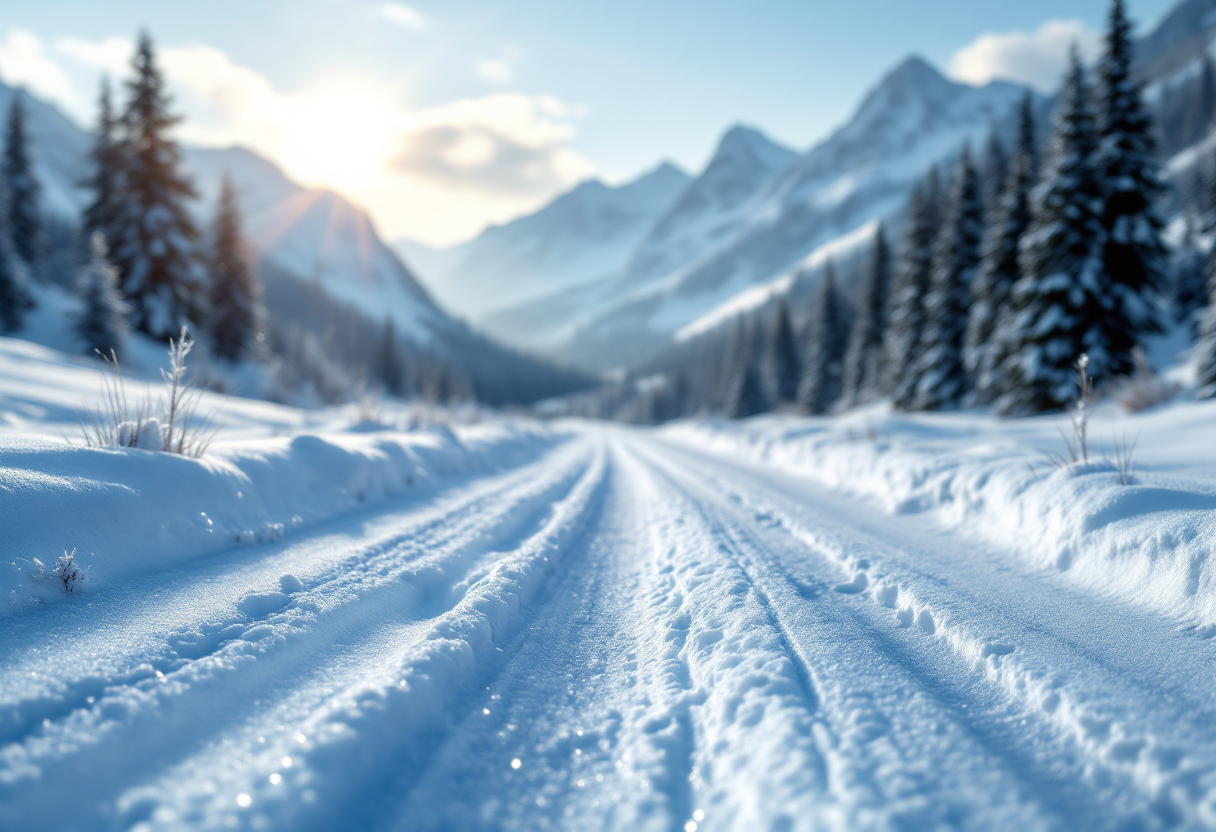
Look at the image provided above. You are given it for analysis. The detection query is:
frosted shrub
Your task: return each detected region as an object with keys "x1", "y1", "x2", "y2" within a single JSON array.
[
  {"x1": 82, "y1": 327, "x2": 218, "y2": 457},
  {"x1": 32, "y1": 549, "x2": 85, "y2": 593}
]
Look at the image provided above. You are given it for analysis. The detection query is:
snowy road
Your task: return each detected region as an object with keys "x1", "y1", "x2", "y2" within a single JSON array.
[{"x1": 4, "y1": 425, "x2": 1216, "y2": 831}]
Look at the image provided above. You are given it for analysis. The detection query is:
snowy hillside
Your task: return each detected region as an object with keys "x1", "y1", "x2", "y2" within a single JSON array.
[
  {"x1": 398, "y1": 162, "x2": 691, "y2": 322},
  {"x1": 0, "y1": 79, "x2": 457, "y2": 349},
  {"x1": 9, "y1": 332, "x2": 1216, "y2": 828}
]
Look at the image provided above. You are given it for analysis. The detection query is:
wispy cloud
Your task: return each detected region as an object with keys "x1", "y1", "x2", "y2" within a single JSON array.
[
  {"x1": 15, "y1": 31, "x2": 592, "y2": 245},
  {"x1": 378, "y1": 3, "x2": 428, "y2": 32},
  {"x1": 475, "y1": 58, "x2": 514, "y2": 84},
  {"x1": 948, "y1": 19, "x2": 1102, "y2": 93}
]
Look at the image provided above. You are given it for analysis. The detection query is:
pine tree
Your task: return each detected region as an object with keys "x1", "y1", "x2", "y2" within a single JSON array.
[
  {"x1": 1186, "y1": 56, "x2": 1216, "y2": 144},
  {"x1": 376, "y1": 317, "x2": 405, "y2": 395},
  {"x1": 1094, "y1": 0, "x2": 1168, "y2": 376},
  {"x1": 965, "y1": 92, "x2": 1038, "y2": 404},
  {"x1": 725, "y1": 362, "x2": 766, "y2": 419},
  {"x1": 764, "y1": 300, "x2": 800, "y2": 405},
  {"x1": 208, "y1": 175, "x2": 265, "y2": 361},
  {"x1": 2, "y1": 92, "x2": 45, "y2": 280},
  {"x1": 1173, "y1": 216, "x2": 1208, "y2": 334},
  {"x1": 81, "y1": 78, "x2": 125, "y2": 250},
  {"x1": 110, "y1": 32, "x2": 207, "y2": 340},
  {"x1": 912, "y1": 148, "x2": 982, "y2": 411},
  {"x1": 1195, "y1": 244, "x2": 1216, "y2": 398},
  {"x1": 886, "y1": 172, "x2": 940, "y2": 409},
  {"x1": 798, "y1": 261, "x2": 848, "y2": 415},
  {"x1": 73, "y1": 232, "x2": 129, "y2": 358},
  {"x1": 0, "y1": 200, "x2": 30, "y2": 331},
  {"x1": 840, "y1": 223, "x2": 890, "y2": 407},
  {"x1": 998, "y1": 50, "x2": 1112, "y2": 415},
  {"x1": 980, "y1": 131, "x2": 1008, "y2": 221}
]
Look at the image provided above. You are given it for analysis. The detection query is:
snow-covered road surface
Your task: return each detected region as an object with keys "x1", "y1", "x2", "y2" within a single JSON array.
[{"x1": 4, "y1": 425, "x2": 1216, "y2": 831}]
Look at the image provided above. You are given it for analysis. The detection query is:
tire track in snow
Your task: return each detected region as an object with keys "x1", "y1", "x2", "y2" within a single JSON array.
[
  {"x1": 650, "y1": 435, "x2": 1216, "y2": 830},
  {"x1": 100, "y1": 442, "x2": 613, "y2": 832},
  {"x1": 0, "y1": 440, "x2": 602, "y2": 831},
  {"x1": 633, "y1": 438, "x2": 1069, "y2": 831}
]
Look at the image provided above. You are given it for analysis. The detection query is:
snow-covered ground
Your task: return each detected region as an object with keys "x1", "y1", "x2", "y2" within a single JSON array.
[{"x1": 5, "y1": 336, "x2": 1216, "y2": 830}]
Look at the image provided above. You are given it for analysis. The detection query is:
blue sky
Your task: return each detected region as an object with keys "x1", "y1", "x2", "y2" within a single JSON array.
[{"x1": 0, "y1": 0, "x2": 1180, "y2": 245}]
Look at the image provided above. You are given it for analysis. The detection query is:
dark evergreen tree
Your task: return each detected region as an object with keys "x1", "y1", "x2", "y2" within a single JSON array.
[
  {"x1": 912, "y1": 148, "x2": 982, "y2": 411},
  {"x1": 998, "y1": 51, "x2": 1112, "y2": 415},
  {"x1": 840, "y1": 223, "x2": 890, "y2": 407},
  {"x1": 0, "y1": 201, "x2": 30, "y2": 331},
  {"x1": 111, "y1": 32, "x2": 207, "y2": 340},
  {"x1": 81, "y1": 78, "x2": 125, "y2": 251},
  {"x1": 886, "y1": 171, "x2": 940, "y2": 409},
  {"x1": 798, "y1": 261, "x2": 848, "y2": 414},
  {"x1": 376, "y1": 317, "x2": 405, "y2": 395},
  {"x1": 725, "y1": 362, "x2": 766, "y2": 419},
  {"x1": 1195, "y1": 241, "x2": 1216, "y2": 398},
  {"x1": 965, "y1": 92, "x2": 1038, "y2": 404},
  {"x1": 764, "y1": 300, "x2": 800, "y2": 405},
  {"x1": 1186, "y1": 56, "x2": 1216, "y2": 144},
  {"x1": 1094, "y1": 0, "x2": 1168, "y2": 376},
  {"x1": 1173, "y1": 216, "x2": 1208, "y2": 333},
  {"x1": 73, "y1": 232, "x2": 129, "y2": 357},
  {"x1": 980, "y1": 130, "x2": 1008, "y2": 221},
  {"x1": 2, "y1": 93, "x2": 45, "y2": 281},
  {"x1": 208, "y1": 175, "x2": 265, "y2": 361}
]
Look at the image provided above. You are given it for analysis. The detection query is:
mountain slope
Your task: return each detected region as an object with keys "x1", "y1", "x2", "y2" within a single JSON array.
[
  {"x1": 560, "y1": 58, "x2": 1026, "y2": 370},
  {"x1": 0, "y1": 78, "x2": 468, "y2": 349},
  {"x1": 400, "y1": 162, "x2": 691, "y2": 321}
]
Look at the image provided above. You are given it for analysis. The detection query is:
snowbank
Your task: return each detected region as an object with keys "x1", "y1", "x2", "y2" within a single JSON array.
[
  {"x1": 666, "y1": 403, "x2": 1216, "y2": 626},
  {"x1": 1, "y1": 421, "x2": 560, "y2": 616}
]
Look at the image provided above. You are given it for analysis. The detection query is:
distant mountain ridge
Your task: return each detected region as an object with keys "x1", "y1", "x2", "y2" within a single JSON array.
[{"x1": 410, "y1": 56, "x2": 1028, "y2": 371}]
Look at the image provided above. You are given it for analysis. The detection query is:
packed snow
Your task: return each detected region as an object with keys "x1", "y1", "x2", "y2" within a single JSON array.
[{"x1": 5, "y1": 334, "x2": 1216, "y2": 830}]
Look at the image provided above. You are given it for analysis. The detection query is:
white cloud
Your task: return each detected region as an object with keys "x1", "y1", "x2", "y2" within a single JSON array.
[
  {"x1": 475, "y1": 58, "x2": 514, "y2": 84},
  {"x1": 948, "y1": 19, "x2": 1103, "y2": 93},
  {"x1": 0, "y1": 30, "x2": 75, "y2": 104},
  {"x1": 378, "y1": 3, "x2": 428, "y2": 31},
  {"x1": 57, "y1": 35, "x2": 131, "y2": 78}
]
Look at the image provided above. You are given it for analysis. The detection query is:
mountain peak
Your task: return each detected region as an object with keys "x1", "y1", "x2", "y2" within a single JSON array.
[{"x1": 708, "y1": 123, "x2": 799, "y2": 175}]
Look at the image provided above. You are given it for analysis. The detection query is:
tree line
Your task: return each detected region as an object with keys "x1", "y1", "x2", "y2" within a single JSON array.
[
  {"x1": 681, "y1": 0, "x2": 1204, "y2": 420},
  {"x1": 0, "y1": 32, "x2": 266, "y2": 366}
]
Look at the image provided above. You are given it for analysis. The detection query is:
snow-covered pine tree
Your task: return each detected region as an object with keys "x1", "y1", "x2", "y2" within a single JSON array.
[
  {"x1": 81, "y1": 78, "x2": 125, "y2": 252},
  {"x1": 798, "y1": 261, "x2": 848, "y2": 415},
  {"x1": 111, "y1": 32, "x2": 207, "y2": 340},
  {"x1": 1195, "y1": 240, "x2": 1216, "y2": 398},
  {"x1": 73, "y1": 232, "x2": 129, "y2": 358},
  {"x1": 998, "y1": 50, "x2": 1112, "y2": 415},
  {"x1": 840, "y1": 223, "x2": 890, "y2": 407},
  {"x1": 1094, "y1": 0, "x2": 1168, "y2": 376},
  {"x1": 723, "y1": 316, "x2": 767, "y2": 417},
  {"x1": 965, "y1": 92, "x2": 1038, "y2": 404},
  {"x1": 912, "y1": 147, "x2": 982, "y2": 411},
  {"x1": 2, "y1": 92, "x2": 45, "y2": 280},
  {"x1": 764, "y1": 299, "x2": 800, "y2": 405},
  {"x1": 1174, "y1": 216, "x2": 1209, "y2": 334},
  {"x1": 208, "y1": 175, "x2": 265, "y2": 361},
  {"x1": 980, "y1": 131, "x2": 1008, "y2": 221},
  {"x1": 886, "y1": 172, "x2": 940, "y2": 409}
]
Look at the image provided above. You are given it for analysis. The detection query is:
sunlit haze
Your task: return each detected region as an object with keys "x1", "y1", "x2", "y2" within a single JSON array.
[{"x1": 0, "y1": 0, "x2": 1178, "y2": 246}]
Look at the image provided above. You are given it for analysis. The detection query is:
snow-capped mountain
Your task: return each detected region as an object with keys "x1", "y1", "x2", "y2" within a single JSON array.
[
  {"x1": 433, "y1": 56, "x2": 1027, "y2": 371},
  {"x1": 398, "y1": 161, "x2": 690, "y2": 321},
  {"x1": 1138, "y1": 0, "x2": 1216, "y2": 81},
  {"x1": 0, "y1": 79, "x2": 458, "y2": 349},
  {"x1": 184, "y1": 147, "x2": 449, "y2": 344},
  {"x1": 474, "y1": 124, "x2": 800, "y2": 353}
]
